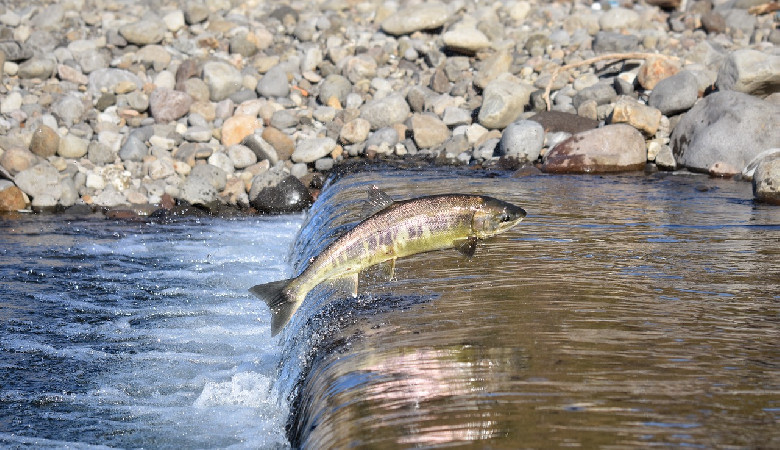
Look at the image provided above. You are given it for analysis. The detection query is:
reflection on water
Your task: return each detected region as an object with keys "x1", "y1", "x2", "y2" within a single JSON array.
[{"x1": 282, "y1": 169, "x2": 779, "y2": 448}]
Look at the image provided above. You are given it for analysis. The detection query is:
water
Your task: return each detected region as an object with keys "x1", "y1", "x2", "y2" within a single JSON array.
[
  {"x1": 1, "y1": 168, "x2": 778, "y2": 448},
  {"x1": 0, "y1": 214, "x2": 302, "y2": 448},
  {"x1": 274, "y1": 168, "x2": 780, "y2": 448}
]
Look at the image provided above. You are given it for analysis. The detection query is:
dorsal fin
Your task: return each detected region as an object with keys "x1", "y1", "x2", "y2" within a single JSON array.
[{"x1": 362, "y1": 185, "x2": 395, "y2": 216}]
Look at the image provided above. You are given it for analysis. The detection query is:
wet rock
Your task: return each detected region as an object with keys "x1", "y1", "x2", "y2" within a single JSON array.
[
  {"x1": 411, "y1": 114, "x2": 450, "y2": 149},
  {"x1": 149, "y1": 88, "x2": 192, "y2": 123},
  {"x1": 478, "y1": 76, "x2": 534, "y2": 129},
  {"x1": 671, "y1": 91, "x2": 780, "y2": 174},
  {"x1": 0, "y1": 182, "x2": 27, "y2": 211},
  {"x1": 716, "y1": 49, "x2": 780, "y2": 97},
  {"x1": 648, "y1": 71, "x2": 699, "y2": 116},
  {"x1": 203, "y1": 60, "x2": 243, "y2": 102},
  {"x1": 29, "y1": 125, "x2": 59, "y2": 158},
  {"x1": 119, "y1": 20, "x2": 165, "y2": 45},
  {"x1": 498, "y1": 120, "x2": 544, "y2": 162},
  {"x1": 360, "y1": 93, "x2": 410, "y2": 130},
  {"x1": 752, "y1": 155, "x2": 780, "y2": 205},
  {"x1": 611, "y1": 97, "x2": 662, "y2": 136},
  {"x1": 528, "y1": 111, "x2": 598, "y2": 135},
  {"x1": 250, "y1": 175, "x2": 313, "y2": 214},
  {"x1": 542, "y1": 124, "x2": 646, "y2": 174},
  {"x1": 221, "y1": 115, "x2": 262, "y2": 147},
  {"x1": 381, "y1": 3, "x2": 451, "y2": 36},
  {"x1": 292, "y1": 137, "x2": 337, "y2": 163}
]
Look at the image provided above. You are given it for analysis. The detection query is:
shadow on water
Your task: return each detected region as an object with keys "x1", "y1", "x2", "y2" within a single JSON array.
[{"x1": 275, "y1": 168, "x2": 779, "y2": 448}]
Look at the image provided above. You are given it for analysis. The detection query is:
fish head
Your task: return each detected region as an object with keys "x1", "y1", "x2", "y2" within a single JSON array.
[{"x1": 472, "y1": 197, "x2": 527, "y2": 238}]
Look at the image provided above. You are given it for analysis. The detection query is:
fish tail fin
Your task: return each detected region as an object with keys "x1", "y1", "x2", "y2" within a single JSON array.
[{"x1": 249, "y1": 278, "x2": 300, "y2": 336}]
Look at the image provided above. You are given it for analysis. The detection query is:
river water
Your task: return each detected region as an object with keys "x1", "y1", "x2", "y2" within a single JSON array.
[{"x1": 1, "y1": 167, "x2": 778, "y2": 448}]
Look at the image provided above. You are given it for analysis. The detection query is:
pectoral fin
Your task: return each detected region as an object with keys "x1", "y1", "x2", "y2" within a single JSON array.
[{"x1": 454, "y1": 236, "x2": 478, "y2": 257}]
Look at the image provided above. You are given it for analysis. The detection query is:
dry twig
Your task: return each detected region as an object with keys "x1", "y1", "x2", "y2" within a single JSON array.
[
  {"x1": 543, "y1": 52, "x2": 681, "y2": 111},
  {"x1": 748, "y1": 2, "x2": 779, "y2": 15}
]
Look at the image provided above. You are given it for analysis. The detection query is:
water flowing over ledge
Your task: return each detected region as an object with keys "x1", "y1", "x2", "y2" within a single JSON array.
[{"x1": 273, "y1": 167, "x2": 779, "y2": 448}]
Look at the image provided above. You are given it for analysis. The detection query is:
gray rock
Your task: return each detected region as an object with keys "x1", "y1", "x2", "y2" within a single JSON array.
[
  {"x1": 655, "y1": 144, "x2": 677, "y2": 170},
  {"x1": 74, "y1": 48, "x2": 110, "y2": 74},
  {"x1": 648, "y1": 71, "x2": 699, "y2": 115},
  {"x1": 250, "y1": 175, "x2": 312, "y2": 213},
  {"x1": 202, "y1": 60, "x2": 243, "y2": 102},
  {"x1": 18, "y1": 56, "x2": 55, "y2": 79},
  {"x1": 249, "y1": 166, "x2": 288, "y2": 200},
  {"x1": 716, "y1": 49, "x2": 780, "y2": 97},
  {"x1": 318, "y1": 74, "x2": 352, "y2": 106},
  {"x1": 722, "y1": 8, "x2": 756, "y2": 36},
  {"x1": 31, "y1": 4, "x2": 64, "y2": 31},
  {"x1": 189, "y1": 163, "x2": 227, "y2": 191},
  {"x1": 343, "y1": 54, "x2": 377, "y2": 83},
  {"x1": 15, "y1": 163, "x2": 62, "y2": 200},
  {"x1": 51, "y1": 94, "x2": 86, "y2": 127},
  {"x1": 58, "y1": 134, "x2": 88, "y2": 158},
  {"x1": 752, "y1": 153, "x2": 780, "y2": 205},
  {"x1": 256, "y1": 65, "x2": 290, "y2": 98},
  {"x1": 179, "y1": 176, "x2": 218, "y2": 206},
  {"x1": 742, "y1": 148, "x2": 780, "y2": 180},
  {"x1": 0, "y1": 41, "x2": 33, "y2": 61},
  {"x1": 88, "y1": 141, "x2": 115, "y2": 165},
  {"x1": 149, "y1": 88, "x2": 192, "y2": 123},
  {"x1": 184, "y1": 2, "x2": 209, "y2": 24},
  {"x1": 88, "y1": 68, "x2": 142, "y2": 98},
  {"x1": 58, "y1": 176, "x2": 78, "y2": 207},
  {"x1": 442, "y1": 107, "x2": 472, "y2": 127},
  {"x1": 598, "y1": 7, "x2": 640, "y2": 31},
  {"x1": 593, "y1": 32, "x2": 640, "y2": 53},
  {"x1": 119, "y1": 135, "x2": 149, "y2": 162},
  {"x1": 183, "y1": 126, "x2": 212, "y2": 142},
  {"x1": 442, "y1": 27, "x2": 491, "y2": 55},
  {"x1": 227, "y1": 144, "x2": 257, "y2": 169},
  {"x1": 340, "y1": 118, "x2": 371, "y2": 144},
  {"x1": 119, "y1": 20, "x2": 165, "y2": 45},
  {"x1": 411, "y1": 114, "x2": 450, "y2": 148},
  {"x1": 270, "y1": 109, "x2": 298, "y2": 129},
  {"x1": 477, "y1": 76, "x2": 535, "y2": 129},
  {"x1": 360, "y1": 93, "x2": 411, "y2": 130},
  {"x1": 242, "y1": 133, "x2": 279, "y2": 165},
  {"x1": 314, "y1": 158, "x2": 334, "y2": 172},
  {"x1": 542, "y1": 124, "x2": 646, "y2": 173},
  {"x1": 572, "y1": 82, "x2": 617, "y2": 110},
  {"x1": 292, "y1": 137, "x2": 337, "y2": 163},
  {"x1": 366, "y1": 127, "x2": 399, "y2": 149},
  {"x1": 671, "y1": 91, "x2": 780, "y2": 174},
  {"x1": 499, "y1": 120, "x2": 545, "y2": 162},
  {"x1": 381, "y1": 3, "x2": 451, "y2": 35}
]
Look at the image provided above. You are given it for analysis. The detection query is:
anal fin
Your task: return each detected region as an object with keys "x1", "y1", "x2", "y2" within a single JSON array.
[{"x1": 454, "y1": 236, "x2": 478, "y2": 257}]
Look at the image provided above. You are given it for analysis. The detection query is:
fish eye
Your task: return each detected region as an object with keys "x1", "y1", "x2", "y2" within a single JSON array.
[{"x1": 500, "y1": 211, "x2": 512, "y2": 222}]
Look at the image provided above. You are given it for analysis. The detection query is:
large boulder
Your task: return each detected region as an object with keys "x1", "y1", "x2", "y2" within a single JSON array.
[
  {"x1": 752, "y1": 153, "x2": 780, "y2": 205},
  {"x1": 670, "y1": 91, "x2": 780, "y2": 174},
  {"x1": 542, "y1": 124, "x2": 646, "y2": 173}
]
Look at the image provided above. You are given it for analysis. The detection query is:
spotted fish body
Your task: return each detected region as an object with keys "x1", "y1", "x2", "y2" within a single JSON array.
[{"x1": 250, "y1": 189, "x2": 526, "y2": 336}]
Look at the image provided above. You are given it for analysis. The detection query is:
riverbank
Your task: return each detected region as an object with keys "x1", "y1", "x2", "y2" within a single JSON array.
[{"x1": 0, "y1": 0, "x2": 778, "y2": 216}]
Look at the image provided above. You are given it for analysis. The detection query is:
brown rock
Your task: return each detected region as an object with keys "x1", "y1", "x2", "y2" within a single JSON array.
[
  {"x1": 1, "y1": 147, "x2": 38, "y2": 174},
  {"x1": 610, "y1": 97, "x2": 662, "y2": 136},
  {"x1": 261, "y1": 127, "x2": 295, "y2": 160},
  {"x1": 0, "y1": 185, "x2": 28, "y2": 211},
  {"x1": 221, "y1": 115, "x2": 262, "y2": 147},
  {"x1": 542, "y1": 124, "x2": 646, "y2": 174},
  {"x1": 528, "y1": 111, "x2": 599, "y2": 135},
  {"x1": 411, "y1": 114, "x2": 450, "y2": 148},
  {"x1": 29, "y1": 125, "x2": 60, "y2": 157},
  {"x1": 149, "y1": 88, "x2": 192, "y2": 123},
  {"x1": 637, "y1": 56, "x2": 680, "y2": 90}
]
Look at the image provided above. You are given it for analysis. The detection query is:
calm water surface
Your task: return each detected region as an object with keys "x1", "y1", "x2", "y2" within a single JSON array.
[{"x1": 280, "y1": 169, "x2": 779, "y2": 449}]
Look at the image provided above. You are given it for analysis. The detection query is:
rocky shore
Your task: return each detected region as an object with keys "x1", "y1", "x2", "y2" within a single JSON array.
[{"x1": 0, "y1": 0, "x2": 778, "y2": 216}]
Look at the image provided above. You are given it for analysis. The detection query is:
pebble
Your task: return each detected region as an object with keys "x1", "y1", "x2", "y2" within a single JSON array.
[
  {"x1": 149, "y1": 89, "x2": 193, "y2": 123},
  {"x1": 498, "y1": 120, "x2": 545, "y2": 162},
  {"x1": 478, "y1": 76, "x2": 534, "y2": 129},
  {"x1": 598, "y1": 7, "x2": 640, "y2": 31},
  {"x1": 119, "y1": 20, "x2": 165, "y2": 46},
  {"x1": 0, "y1": 183, "x2": 27, "y2": 211},
  {"x1": 411, "y1": 114, "x2": 450, "y2": 149},
  {"x1": 442, "y1": 27, "x2": 491, "y2": 55},
  {"x1": 58, "y1": 134, "x2": 88, "y2": 159},
  {"x1": 203, "y1": 61, "x2": 243, "y2": 102},
  {"x1": 611, "y1": 97, "x2": 662, "y2": 136},
  {"x1": 227, "y1": 145, "x2": 257, "y2": 169},
  {"x1": 648, "y1": 71, "x2": 699, "y2": 116},
  {"x1": 29, "y1": 125, "x2": 59, "y2": 157},
  {"x1": 360, "y1": 93, "x2": 411, "y2": 130},
  {"x1": 340, "y1": 118, "x2": 371, "y2": 145},
  {"x1": 257, "y1": 65, "x2": 290, "y2": 98},
  {"x1": 292, "y1": 137, "x2": 337, "y2": 163},
  {"x1": 261, "y1": 128, "x2": 294, "y2": 161},
  {"x1": 542, "y1": 124, "x2": 646, "y2": 174},
  {"x1": 381, "y1": 3, "x2": 451, "y2": 36},
  {"x1": 221, "y1": 115, "x2": 263, "y2": 147},
  {"x1": 318, "y1": 74, "x2": 352, "y2": 106},
  {"x1": 637, "y1": 57, "x2": 680, "y2": 90}
]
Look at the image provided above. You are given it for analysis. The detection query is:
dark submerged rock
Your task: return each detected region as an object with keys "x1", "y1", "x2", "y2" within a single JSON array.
[{"x1": 250, "y1": 175, "x2": 313, "y2": 214}]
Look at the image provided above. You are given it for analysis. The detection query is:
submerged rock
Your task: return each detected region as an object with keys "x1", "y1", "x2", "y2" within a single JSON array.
[{"x1": 250, "y1": 175, "x2": 313, "y2": 213}]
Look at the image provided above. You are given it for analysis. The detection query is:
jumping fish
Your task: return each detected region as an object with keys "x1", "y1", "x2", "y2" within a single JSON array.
[{"x1": 250, "y1": 187, "x2": 527, "y2": 336}]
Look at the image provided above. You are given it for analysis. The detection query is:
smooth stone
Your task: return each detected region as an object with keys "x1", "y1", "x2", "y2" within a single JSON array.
[
  {"x1": 473, "y1": 50, "x2": 512, "y2": 90},
  {"x1": 179, "y1": 176, "x2": 218, "y2": 206},
  {"x1": 18, "y1": 56, "x2": 55, "y2": 79},
  {"x1": 51, "y1": 94, "x2": 86, "y2": 127},
  {"x1": 381, "y1": 3, "x2": 451, "y2": 36},
  {"x1": 671, "y1": 91, "x2": 780, "y2": 174},
  {"x1": 203, "y1": 60, "x2": 243, "y2": 102},
  {"x1": 340, "y1": 118, "x2": 371, "y2": 144},
  {"x1": 716, "y1": 49, "x2": 780, "y2": 97},
  {"x1": 360, "y1": 93, "x2": 411, "y2": 130},
  {"x1": 261, "y1": 127, "x2": 294, "y2": 161},
  {"x1": 442, "y1": 107, "x2": 472, "y2": 127},
  {"x1": 572, "y1": 82, "x2": 617, "y2": 110},
  {"x1": 411, "y1": 114, "x2": 450, "y2": 149},
  {"x1": 318, "y1": 74, "x2": 352, "y2": 106},
  {"x1": 648, "y1": 71, "x2": 699, "y2": 116},
  {"x1": 243, "y1": 133, "x2": 279, "y2": 165},
  {"x1": 163, "y1": 10, "x2": 186, "y2": 31},
  {"x1": 655, "y1": 144, "x2": 677, "y2": 170},
  {"x1": 593, "y1": 32, "x2": 640, "y2": 53},
  {"x1": 611, "y1": 96, "x2": 662, "y2": 136},
  {"x1": 270, "y1": 109, "x2": 298, "y2": 129},
  {"x1": 184, "y1": 2, "x2": 209, "y2": 24},
  {"x1": 119, "y1": 20, "x2": 165, "y2": 45},
  {"x1": 183, "y1": 126, "x2": 212, "y2": 142},
  {"x1": 752, "y1": 154, "x2": 780, "y2": 205},
  {"x1": 88, "y1": 141, "x2": 115, "y2": 165},
  {"x1": 292, "y1": 137, "x2": 337, "y2": 163},
  {"x1": 599, "y1": 7, "x2": 640, "y2": 31},
  {"x1": 542, "y1": 124, "x2": 646, "y2": 174},
  {"x1": 208, "y1": 152, "x2": 234, "y2": 175},
  {"x1": 1, "y1": 91, "x2": 21, "y2": 113},
  {"x1": 189, "y1": 163, "x2": 227, "y2": 191},
  {"x1": 29, "y1": 125, "x2": 59, "y2": 157},
  {"x1": 1, "y1": 147, "x2": 37, "y2": 174},
  {"x1": 88, "y1": 68, "x2": 142, "y2": 98},
  {"x1": 221, "y1": 115, "x2": 263, "y2": 147},
  {"x1": 0, "y1": 41, "x2": 32, "y2": 62},
  {"x1": 498, "y1": 120, "x2": 544, "y2": 162},
  {"x1": 14, "y1": 163, "x2": 62, "y2": 200},
  {"x1": 146, "y1": 157, "x2": 176, "y2": 180},
  {"x1": 227, "y1": 144, "x2": 257, "y2": 169},
  {"x1": 314, "y1": 158, "x2": 334, "y2": 172},
  {"x1": 528, "y1": 111, "x2": 599, "y2": 135},
  {"x1": 256, "y1": 65, "x2": 290, "y2": 98},
  {"x1": 250, "y1": 175, "x2": 312, "y2": 214},
  {"x1": 365, "y1": 127, "x2": 399, "y2": 149},
  {"x1": 0, "y1": 184, "x2": 27, "y2": 211},
  {"x1": 637, "y1": 56, "x2": 680, "y2": 90},
  {"x1": 118, "y1": 135, "x2": 149, "y2": 162},
  {"x1": 343, "y1": 54, "x2": 377, "y2": 83},
  {"x1": 477, "y1": 76, "x2": 535, "y2": 129},
  {"x1": 149, "y1": 88, "x2": 192, "y2": 123},
  {"x1": 58, "y1": 134, "x2": 88, "y2": 158},
  {"x1": 442, "y1": 28, "x2": 491, "y2": 55}
]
